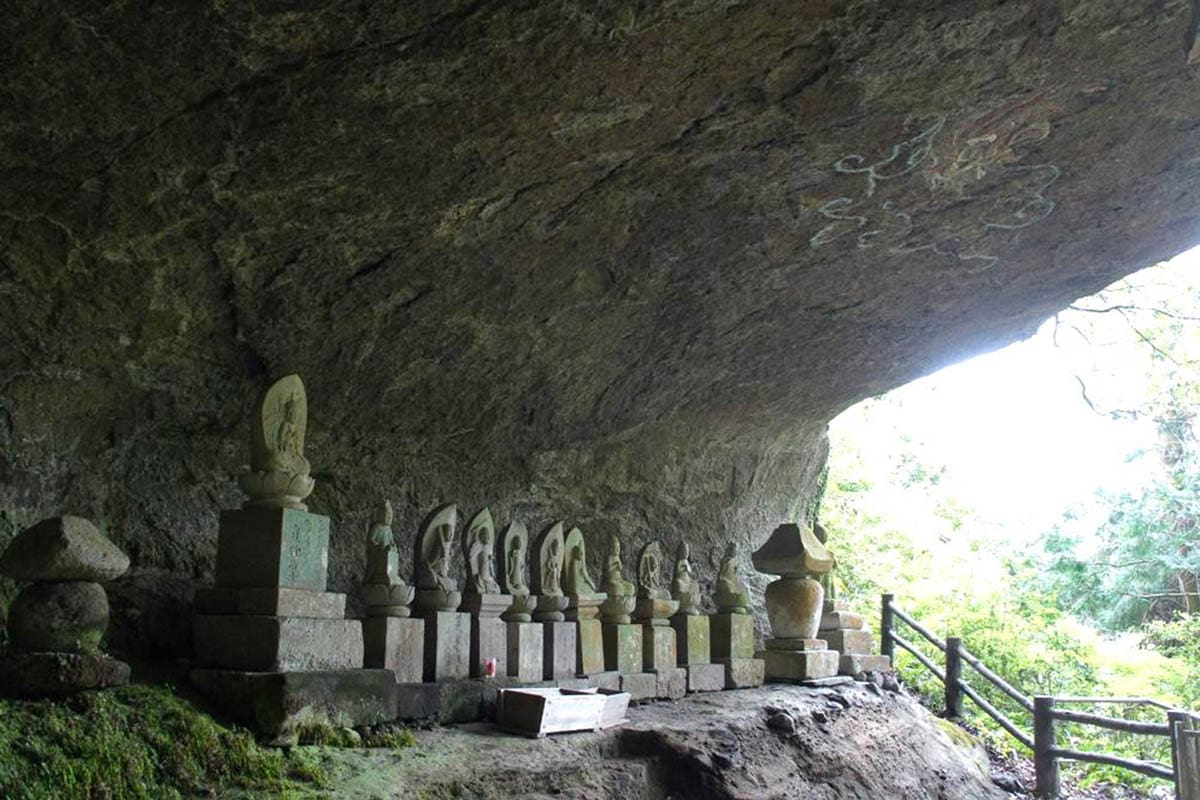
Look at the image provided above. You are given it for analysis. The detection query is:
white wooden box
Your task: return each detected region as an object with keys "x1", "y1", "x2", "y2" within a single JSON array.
[{"x1": 496, "y1": 687, "x2": 630, "y2": 738}]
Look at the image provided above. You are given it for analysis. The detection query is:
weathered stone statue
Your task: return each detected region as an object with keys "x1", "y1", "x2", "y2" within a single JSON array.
[
  {"x1": 463, "y1": 508, "x2": 502, "y2": 595},
  {"x1": 237, "y1": 374, "x2": 316, "y2": 511},
  {"x1": 532, "y1": 522, "x2": 568, "y2": 622},
  {"x1": 562, "y1": 527, "x2": 601, "y2": 597},
  {"x1": 600, "y1": 534, "x2": 636, "y2": 624},
  {"x1": 562, "y1": 527, "x2": 607, "y2": 675},
  {"x1": 359, "y1": 499, "x2": 414, "y2": 617},
  {"x1": 634, "y1": 541, "x2": 678, "y2": 624},
  {"x1": 414, "y1": 504, "x2": 461, "y2": 613},
  {"x1": 671, "y1": 542, "x2": 702, "y2": 616},
  {"x1": 714, "y1": 542, "x2": 752, "y2": 614},
  {"x1": 500, "y1": 520, "x2": 536, "y2": 622}
]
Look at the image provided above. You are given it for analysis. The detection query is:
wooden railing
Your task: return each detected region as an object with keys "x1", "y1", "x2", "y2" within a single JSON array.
[{"x1": 880, "y1": 593, "x2": 1200, "y2": 799}]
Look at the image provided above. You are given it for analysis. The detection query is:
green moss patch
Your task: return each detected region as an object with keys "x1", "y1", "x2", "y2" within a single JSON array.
[{"x1": 0, "y1": 684, "x2": 329, "y2": 799}]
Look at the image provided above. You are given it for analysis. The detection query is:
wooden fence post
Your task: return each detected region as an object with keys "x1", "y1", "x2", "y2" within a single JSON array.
[
  {"x1": 1034, "y1": 696, "x2": 1060, "y2": 799},
  {"x1": 944, "y1": 636, "x2": 963, "y2": 719},
  {"x1": 881, "y1": 593, "x2": 894, "y2": 661},
  {"x1": 1173, "y1": 710, "x2": 1200, "y2": 800}
]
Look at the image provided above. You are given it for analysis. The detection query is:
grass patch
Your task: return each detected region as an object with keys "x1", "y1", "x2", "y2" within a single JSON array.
[{"x1": 0, "y1": 684, "x2": 329, "y2": 799}]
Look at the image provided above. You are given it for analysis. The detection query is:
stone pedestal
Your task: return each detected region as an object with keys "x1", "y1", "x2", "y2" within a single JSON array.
[
  {"x1": 542, "y1": 621, "x2": 577, "y2": 680},
  {"x1": 506, "y1": 621, "x2": 545, "y2": 682},
  {"x1": 649, "y1": 666, "x2": 687, "y2": 699},
  {"x1": 214, "y1": 508, "x2": 330, "y2": 591},
  {"x1": 576, "y1": 618, "x2": 605, "y2": 676},
  {"x1": 819, "y1": 599, "x2": 892, "y2": 676},
  {"x1": 671, "y1": 614, "x2": 711, "y2": 665},
  {"x1": 421, "y1": 610, "x2": 471, "y2": 681},
  {"x1": 602, "y1": 623, "x2": 643, "y2": 674},
  {"x1": 620, "y1": 672, "x2": 658, "y2": 702},
  {"x1": 363, "y1": 617, "x2": 424, "y2": 683},
  {"x1": 195, "y1": 586, "x2": 347, "y2": 618},
  {"x1": 719, "y1": 657, "x2": 765, "y2": 688},
  {"x1": 462, "y1": 593, "x2": 511, "y2": 679},
  {"x1": 758, "y1": 637, "x2": 838, "y2": 682},
  {"x1": 0, "y1": 652, "x2": 130, "y2": 696},
  {"x1": 684, "y1": 663, "x2": 726, "y2": 693},
  {"x1": 643, "y1": 625, "x2": 677, "y2": 671},
  {"x1": 711, "y1": 613, "x2": 755, "y2": 660},
  {"x1": 194, "y1": 614, "x2": 363, "y2": 671}
]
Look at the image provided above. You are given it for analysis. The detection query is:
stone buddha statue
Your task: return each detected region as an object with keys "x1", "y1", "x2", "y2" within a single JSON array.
[
  {"x1": 238, "y1": 374, "x2": 316, "y2": 510},
  {"x1": 359, "y1": 499, "x2": 414, "y2": 616},
  {"x1": 671, "y1": 542, "x2": 701, "y2": 615},
  {"x1": 714, "y1": 541, "x2": 751, "y2": 615}
]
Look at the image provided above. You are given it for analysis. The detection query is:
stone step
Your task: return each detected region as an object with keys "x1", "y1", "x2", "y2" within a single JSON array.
[
  {"x1": 193, "y1": 614, "x2": 362, "y2": 671},
  {"x1": 823, "y1": 599, "x2": 850, "y2": 613},
  {"x1": 840, "y1": 653, "x2": 893, "y2": 675},
  {"x1": 758, "y1": 648, "x2": 840, "y2": 682},
  {"x1": 765, "y1": 637, "x2": 827, "y2": 651}
]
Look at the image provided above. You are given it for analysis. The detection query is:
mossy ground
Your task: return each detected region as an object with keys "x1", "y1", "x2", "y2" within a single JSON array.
[{"x1": 0, "y1": 684, "x2": 413, "y2": 799}]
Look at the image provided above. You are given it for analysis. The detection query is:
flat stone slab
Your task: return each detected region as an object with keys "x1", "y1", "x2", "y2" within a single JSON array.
[
  {"x1": 823, "y1": 599, "x2": 850, "y2": 613},
  {"x1": 193, "y1": 615, "x2": 363, "y2": 671},
  {"x1": 587, "y1": 671, "x2": 621, "y2": 692},
  {"x1": 643, "y1": 625, "x2": 677, "y2": 671},
  {"x1": 819, "y1": 610, "x2": 865, "y2": 631},
  {"x1": 649, "y1": 666, "x2": 687, "y2": 700},
  {"x1": 0, "y1": 516, "x2": 129, "y2": 582},
  {"x1": 620, "y1": 672, "x2": 658, "y2": 702},
  {"x1": 765, "y1": 637, "x2": 826, "y2": 651},
  {"x1": 214, "y1": 507, "x2": 330, "y2": 591},
  {"x1": 823, "y1": 629, "x2": 875, "y2": 655},
  {"x1": 717, "y1": 657, "x2": 765, "y2": 689},
  {"x1": 710, "y1": 613, "x2": 754, "y2": 660},
  {"x1": 840, "y1": 653, "x2": 893, "y2": 675},
  {"x1": 191, "y1": 668, "x2": 396, "y2": 735},
  {"x1": 803, "y1": 675, "x2": 856, "y2": 688},
  {"x1": 363, "y1": 617, "x2": 424, "y2": 682},
  {"x1": 685, "y1": 663, "x2": 725, "y2": 693},
  {"x1": 0, "y1": 652, "x2": 130, "y2": 695},
  {"x1": 759, "y1": 648, "x2": 840, "y2": 682}
]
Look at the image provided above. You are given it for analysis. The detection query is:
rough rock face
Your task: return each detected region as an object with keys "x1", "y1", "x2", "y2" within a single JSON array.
[
  {"x1": 2, "y1": 2, "x2": 1199, "y2": 653},
  {"x1": 311, "y1": 683, "x2": 1007, "y2": 799}
]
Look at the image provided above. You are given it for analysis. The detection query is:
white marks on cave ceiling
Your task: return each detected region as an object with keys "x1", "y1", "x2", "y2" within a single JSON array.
[{"x1": 809, "y1": 90, "x2": 1064, "y2": 272}]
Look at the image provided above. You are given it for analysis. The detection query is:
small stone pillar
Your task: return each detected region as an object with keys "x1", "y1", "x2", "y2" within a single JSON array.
[
  {"x1": 0, "y1": 516, "x2": 132, "y2": 694},
  {"x1": 752, "y1": 523, "x2": 839, "y2": 682}
]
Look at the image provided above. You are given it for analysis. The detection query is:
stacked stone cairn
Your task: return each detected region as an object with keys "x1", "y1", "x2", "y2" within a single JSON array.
[
  {"x1": 530, "y1": 522, "x2": 575, "y2": 680},
  {"x1": 499, "y1": 521, "x2": 543, "y2": 682},
  {"x1": 710, "y1": 542, "x2": 766, "y2": 688},
  {"x1": 813, "y1": 524, "x2": 892, "y2": 676},
  {"x1": 633, "y1": 541, "x2": 686, "y2": 700},
  {"x1": 752, "y1": 523, "x2": 840, "y2": 682},
  {"x1": 669, "y1": 543, "x2": 725, "y2": 693},
  {"x1": 562, "y1": 526, "x2": 615, "y2": 688},
  {"x1": 191, "y1": 375, "x2": 394, "y2": 734},
  {"x1": 0, "y1": 516, "x2": 131, "y2": 694},
  {"x1": 359, "y1": 499, "x2": 423, "y2": 683}
]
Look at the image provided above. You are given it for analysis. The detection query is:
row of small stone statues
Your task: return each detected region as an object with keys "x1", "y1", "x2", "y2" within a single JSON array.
[{"x1": 361, "y1": 501, "x2": 753, "y2": 624}]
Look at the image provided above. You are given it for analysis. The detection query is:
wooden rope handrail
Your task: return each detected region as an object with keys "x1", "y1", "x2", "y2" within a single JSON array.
[
  {"x1": 958, "y1": 647, "x2": 1034, "y2": 712},
  {"x1": 957, "y1": 679, "x2": 1034, "y2": 750},
  {"x1": 1055, "y1": 696, "x2": 1175, "y2": 710},
  {"x1": 888, "y1": 603, "x2": 947, "y2": 651},
  {"x1": 1052, "y1": 747, "x2": 1175, "y2": 781},
  {"x1": 890, "y1": 631, "x2": 945, "y2": 681}
]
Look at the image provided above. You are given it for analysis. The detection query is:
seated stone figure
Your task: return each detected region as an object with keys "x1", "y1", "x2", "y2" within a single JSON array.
[
  {"x1": 671, "y1": 542, "x2": 701, "y2": 615},
  {"x1": 602, "y1": 535, "x2": 635, "y2": 598},
  {"x1": 359, "y1": 499, "x2": 414, "y2": 616},
  {"x1": 714, "y1": 541, "x2": 751, "y2": 614}
]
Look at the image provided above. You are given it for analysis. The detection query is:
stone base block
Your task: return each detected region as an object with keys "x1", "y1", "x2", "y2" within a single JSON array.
[
  {"x1": 759, "y1": 648, "x2": 840, "y2": 682},
  {"x1": 671, "y1": 614, "x2": 711, "y2": 665},
  {"x1": 685, "y1": 663, "x2": 725, "y2": 693},
  {"x1": 196, "y1": 587, "x2": 346, "y2": 618},
  {"x1": 423, "y1": 611, "x2": 471, "y2": 681},
  {"x1": 819, "y1": 610, "x2": 864, "y2": 631},
  {"x1": 543, "y1": 621, "x2": 577, "y2": 680},
  {"x1": 214, "y1": 507, "x2": 330, "y2": 591},
  {"x1": 396, "y1": 678, "x2": 514, "y2": 724},
  {"x1": 840, "y1": 653, "x2": 893, "y2": 675},
  {"x1": 717, "y1": 657, "x2": 765, "y2": 689},
  {"x1": 620, "y1": 672, "x2": 658, "y2": 702},
  {"x1": 823, "y1": 629, "x2": 874, "y2": 655},
  {"x1": 507, "y1": 621, "x2": 544, "y2": 682},
  {"x1": 576, "y1": 618, "x2": 605, "y2": 676},
  {"x1": 193, "y1": 615, "x2": 363, "y2": 671},
  {"x1": 190, "y1": 668, "x2": 397, "y2": 736},
  {"x1": 603, "y1": 623, "x2": 642, "y2": 674},
  {"x1": 470, "y1": 615, "x2": 508, "y2": 678},
  {"x1": 765, "y1": 637, "x2": 826, "y2": 651},
  {"x1": 649, "y1": 666, "x2": 687, "y2": 699},
  {"x1": 824, "y1": 599, "x2": 850, "y2": 613},
  {"x1": 711, "y1": 613, "x2": 754, "y2": 660},
  {"x1": 0, "y1": 652, "x2": 130, "y2": 696},
  {"x1": 585, "y1": 671, "x2": 622, "y2": 691},
  {"x1": 363, "y1": 617, "x2": 424, "y2": 682},
  {"x1": 643, "y1": 625, "x2": 677, "y2": 671}
]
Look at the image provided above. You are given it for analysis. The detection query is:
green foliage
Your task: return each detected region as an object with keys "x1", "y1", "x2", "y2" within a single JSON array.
[
  {"x1": 1143, "y1": 613, "x2": 1200, "y2": 708},
  {"x1": 0, "y1": 684, "x2": 329, "y2": 799}
]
